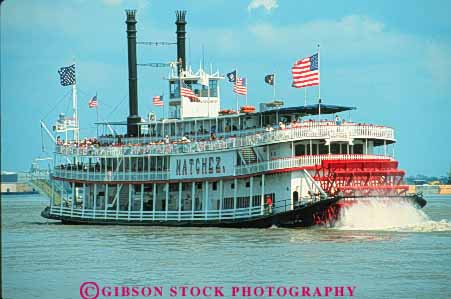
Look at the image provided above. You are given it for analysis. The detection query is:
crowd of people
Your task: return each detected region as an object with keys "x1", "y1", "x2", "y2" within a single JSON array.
[{"x1": 55, "y1": 118, "x2": 377, "y2": 156}]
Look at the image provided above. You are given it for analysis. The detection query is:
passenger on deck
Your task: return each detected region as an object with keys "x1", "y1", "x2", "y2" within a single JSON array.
[{"x1": 181, "y1": 135, "x2": 191, "y2": 143}]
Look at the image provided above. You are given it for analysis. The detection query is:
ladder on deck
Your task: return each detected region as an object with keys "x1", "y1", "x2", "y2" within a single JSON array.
[{"x1": 241, "y1": 147, "x2": 257, "y2": 164}]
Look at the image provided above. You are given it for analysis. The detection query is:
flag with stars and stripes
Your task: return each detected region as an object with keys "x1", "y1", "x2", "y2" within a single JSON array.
[
  {"x1": 58, "y1": 64, "x2": 76, "y2": 86},
  {"x1": 292, "y1": 53, "x2": 319, "y2": 88},
  {"x1": 181, "y1": 85, "x2": 199, "y2": 102},
  {"x1": 152, "y1": 95, "x2": 164, "y2": 106},
  {"x1": 88, "y1": 96, "x2": 98, "y2": 108},
  {"x1": 233, "y1": 77, "x2": 247, "y2": 95}
]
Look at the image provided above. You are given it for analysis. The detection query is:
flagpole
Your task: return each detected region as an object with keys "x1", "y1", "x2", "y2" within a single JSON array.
[
  {"x1": 235, "y1": 69, "x2": 239, "y2": 112},
  {"x1": 95, "y1": 92, "x2": 99, "y2": 137},
  {"x1": 72, "y1": 84, "x2": 79, "y2": 142},
  {"x1": 245, "y1": 77, "x2": 248, "y2": 105},
  {"x1": 304, "y1": 88, "x2": 307, "y2": 106},
  {"x1": 318, "y1": 44, "x2": 321, "y2": 100},
  {"x1": 179, "y1": 70, "x2": 183, "y2": 119},
  {"x1": 273, "y1": 74, "x2": 276, "y2": 100},
  {"x1": 317, "y1": 44, "x2": 321, "y2": 120},
  {"x1": 163, "y1": 91, "x2": 165, "y2": 120},
  {"x1": 71, "y1": 59, "x2": 79, "y2": 142}
]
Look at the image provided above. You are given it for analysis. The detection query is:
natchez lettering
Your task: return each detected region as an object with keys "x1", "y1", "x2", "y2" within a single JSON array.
[{"x1": 175, "y1": 156, "x2": 226, "y2": 176}]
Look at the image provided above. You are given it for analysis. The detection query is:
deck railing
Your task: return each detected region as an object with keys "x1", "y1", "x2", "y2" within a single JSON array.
[
  {"x1": 235, "y1": 154, "x2": 392, "y2": 176},
  {"x1": 52, "y1": 154, "x2": 391, "y2": 182},
  {"x1": 49, "y1": 205, "x2": 265, "y2": 221},
  {"x1": 55, "y1": 123, "x2": 395, "y2": 157},
  {"x1": 52, "y1": 169, "x2": 169, "y2": 181}
]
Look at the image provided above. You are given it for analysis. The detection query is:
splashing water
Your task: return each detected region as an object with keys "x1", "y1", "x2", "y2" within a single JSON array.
[{"x1": 334, "y1": 198, "x2": 451, "y2": 232}]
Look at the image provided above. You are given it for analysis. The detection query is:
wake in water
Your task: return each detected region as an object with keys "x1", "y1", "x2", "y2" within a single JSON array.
[{"x1": 333, "y1": 198, "x2": 451, "y2": 232}]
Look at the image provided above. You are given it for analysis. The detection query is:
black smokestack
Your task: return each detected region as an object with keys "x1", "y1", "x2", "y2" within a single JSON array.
[
  {"x1": 175, "y1": 10, "x2": 187, "y2": 74},
  {"x1": 125, "y1": 9, "x2": 140, "y2": 136}
]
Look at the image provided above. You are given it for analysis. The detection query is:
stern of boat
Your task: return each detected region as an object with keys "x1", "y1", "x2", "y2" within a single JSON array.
[{"x1": 309, "y1": 159, "x2": 427, "y2": 226}]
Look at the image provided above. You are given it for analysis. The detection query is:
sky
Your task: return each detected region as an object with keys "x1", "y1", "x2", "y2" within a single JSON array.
[{"x1": 1, "y1": 0, "x2": 451, "y2": 176}]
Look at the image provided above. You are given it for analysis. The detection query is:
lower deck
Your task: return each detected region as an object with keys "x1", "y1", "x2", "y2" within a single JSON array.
[{"x1": 45, "y1": 171, "x2": 326, "y2": 223}]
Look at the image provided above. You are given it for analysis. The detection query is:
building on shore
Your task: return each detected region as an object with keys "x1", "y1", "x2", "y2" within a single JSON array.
[{"x1": 1, "y1": 171, "x2": 38, "y2": 195}]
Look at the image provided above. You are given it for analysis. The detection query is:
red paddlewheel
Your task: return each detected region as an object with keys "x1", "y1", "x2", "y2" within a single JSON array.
[
  {"x1": 313, "y1": 159, "x2": 408, "y2": 197},
  {"x1": 313, "y1": 205, "x2": 340, "y2": 226}
]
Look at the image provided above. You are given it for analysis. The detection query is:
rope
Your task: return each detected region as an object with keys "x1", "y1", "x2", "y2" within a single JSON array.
[{"x1": 42, "y1": 89, "x2": 71, "y2": 120}]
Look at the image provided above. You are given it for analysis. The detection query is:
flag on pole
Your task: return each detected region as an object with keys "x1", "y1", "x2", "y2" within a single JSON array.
[
  {"x1": 88, "y1": 95, "x2": 98, "y2": 108},
  {"x1": 226, "y1": 70, "x2": 237, "y2": 82},
  {"x1": 181, "y1": 85, "x2": 199, "y2": 102},
  {"x1": 292, "y1": 53, "x2": 319, "y2": 88},
  {"x1": 264, "y1": 74, "x2": 274, "y2": 86},
  {"x1": 233, "y1": 77, "x2": 247, "y2": 95},
  {"x1": 58, "y1": 64, "x2": 76, "y2": 86},
  {"x1": 152, "y1": 95, "x2": 164, "y2": 106}
]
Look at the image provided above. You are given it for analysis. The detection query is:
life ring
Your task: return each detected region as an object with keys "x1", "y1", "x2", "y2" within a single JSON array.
[{"x1": 240, "y1": 105, "x2": 256, "y2": 113}]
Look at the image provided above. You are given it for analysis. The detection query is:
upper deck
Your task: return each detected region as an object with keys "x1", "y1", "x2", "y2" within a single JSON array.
[{"x1": 56, "y1": 120, "x2": 395, "y2": 157}]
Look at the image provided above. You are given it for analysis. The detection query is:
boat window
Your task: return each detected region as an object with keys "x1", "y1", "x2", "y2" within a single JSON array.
[
  {"x1": 208, "y1": 79, "x2": 218, "y2": 97},
  {"x1": 295, "y1": 144, "x2": 306, "y2": 156},
  {"x1": 184, "y1": 80, "x2": 202, "y2": 97},
  {"x1": 319, "y1": 144, "x2": 328, "y2": 155},
  {"x1": 354, "y1": 144, "x2": 363, "y2": 154},
  {"x1": 169, "y1": 81, "x2": 180, "y2": 98},
  {"x1": 330, "y1": 144, "x2": 340, "y2": 154}
]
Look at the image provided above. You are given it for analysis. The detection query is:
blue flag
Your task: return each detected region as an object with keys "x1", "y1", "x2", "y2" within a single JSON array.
[
  {"x1": 226, "y1": 70, "x2": 236, "y2": 82},
  {"x1": 58, "y1": 64, "x2": 76, "y2": 86}
]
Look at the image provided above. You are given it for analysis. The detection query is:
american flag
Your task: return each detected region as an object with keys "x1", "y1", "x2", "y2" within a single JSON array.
[
  {"x1": 292, "y1": 53, "x2": 319, "y2": 88},
  {"x1": 152, "y1": 95, "x2": 164, "y2": 106},
  {"x1": 233, "y1": 77, "x2": 247, "y2": 95},
  {"x1": 88, "y1": 96, "x2": 98, "y2": 108},
  {"x1": 58, "y1": 64, "x2": 76, "y2": 86},
  {"x1": 181, "y1": 86, "x2": 199, "y2": 102}
]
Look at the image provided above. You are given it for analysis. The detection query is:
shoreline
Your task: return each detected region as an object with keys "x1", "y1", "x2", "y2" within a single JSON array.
[{"x1": 408, "y1": 185, "x2": 451, "y2": 195}]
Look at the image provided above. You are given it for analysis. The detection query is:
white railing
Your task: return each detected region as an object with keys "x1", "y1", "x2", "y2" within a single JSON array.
[
  {"x1": 55, "y1": 123, "x2": 395, "y2": 157},
  {"x1": 23, "y1": 170, "x2": 51, "y2": 181},
  {"x1": 235, "y1": 154, "x2": 392, "y2": 176},
  {"x1": 49, "y1": 205, "x2": 264, "y2": 221},
  {"x1": 52, "y1": 154, "x2": 391, "y2": 182},
  {"x1": 53, "y1": 169, "x2": 168, "y2": 181}
]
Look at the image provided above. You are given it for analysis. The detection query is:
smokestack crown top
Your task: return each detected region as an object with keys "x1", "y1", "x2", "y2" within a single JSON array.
[
  {"x1": 175, "y1": 10, "x2": 187, "y2": 24},
  {"x1": 126, "y1": 9, "x2": 137, "y2": 22}
]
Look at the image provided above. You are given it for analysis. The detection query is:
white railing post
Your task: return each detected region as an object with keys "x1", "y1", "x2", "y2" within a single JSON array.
[
  {"x1": 178, "y1": 182, "x2": 182, "y2": 221},
  {"x1": 140, "y1": 184, "x2": 144, "y2": 221},
  {"x1": 153, "y1": 183, "x2": 157, "y2": 221},
  {"x1": 82, "y1": 183, "x2": 86, "y2": 218},
  {"x1": 219, "y1": 180, "x2": 223, "y2": 220},
  {"x1": 93, "y1": 184, "x2": 97, "y2": 219},
  {"x1": 191, "y1": 182, "x2": 195, "y2": 221},
  {"x1": 104, "y1": 184, "x2": 108, "y2": 220}
]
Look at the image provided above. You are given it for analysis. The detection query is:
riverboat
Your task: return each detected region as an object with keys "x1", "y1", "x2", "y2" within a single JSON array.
[{"x1": 40, "y1": 10, "x2": 426, "y2": 227}]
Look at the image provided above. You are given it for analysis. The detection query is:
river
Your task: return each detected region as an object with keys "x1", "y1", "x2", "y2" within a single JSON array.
[{"x1": 2, "y1": 195, "x2": 451, "y2": 298}]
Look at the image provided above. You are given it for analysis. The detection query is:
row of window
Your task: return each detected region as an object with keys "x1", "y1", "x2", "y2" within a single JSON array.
[{"x1": 222, "y1": 193, "x2": 275, "y2": 209}]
